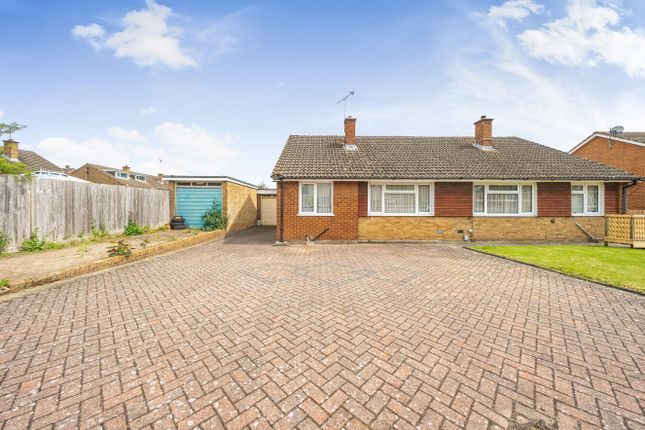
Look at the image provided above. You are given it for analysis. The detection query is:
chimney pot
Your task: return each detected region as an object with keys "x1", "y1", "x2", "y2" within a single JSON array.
[
  {"x1": 344, "y1": 116, "x2": 356, "y2": 146},
  {"x1": 474, "y1": 116, "x2": 493, "y2": 146},
  {"x1": 3, "y1": 139, "x2": 19, "y2": 160}
]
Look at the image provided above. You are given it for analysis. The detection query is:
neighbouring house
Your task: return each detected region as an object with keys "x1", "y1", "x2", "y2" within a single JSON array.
[
  {"x1": 570, "y1": 131, "x2": 645, "y2": 213},
  {"x1": 163, "y1": 176, "x2": 257, "y2": 231},
  {"x1": 257, "y1": 189, "x2": 277, "y2": 226},
  {"x1": 70, "y1": 163, "x2": 168, "y2": 191},
  {"x1": 2, "y1": 139, "x2": 63, "y2": 172},
  {"x1": 271, "y1": 116, "x2": 640, "y2": 242}
]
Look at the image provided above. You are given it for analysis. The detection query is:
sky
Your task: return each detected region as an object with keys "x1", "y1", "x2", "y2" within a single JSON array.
[{"x1": 1, "y1": 0, "x2": 644, "y2": 186}]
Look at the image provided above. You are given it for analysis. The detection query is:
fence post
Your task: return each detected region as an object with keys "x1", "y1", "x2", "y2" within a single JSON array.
[
  {"x1": 630, "y1": 215, "x2": 634, "y2": 240},
  {"x1": 604, "y1": 216, "x2": 608, "y2": 237}
]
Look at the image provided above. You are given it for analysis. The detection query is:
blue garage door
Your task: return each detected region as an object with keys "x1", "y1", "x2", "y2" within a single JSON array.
[{"x1": 176, "y1": 187, "x2": 222, "y2": 229}]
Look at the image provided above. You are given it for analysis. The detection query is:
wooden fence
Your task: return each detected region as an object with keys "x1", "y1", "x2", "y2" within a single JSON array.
[
  {"x1": 604, "y1": 214, "x2": 645, "y2": 248},
  {"x1": 0, "y1": 175, "x2": 169, "y2": 251}
]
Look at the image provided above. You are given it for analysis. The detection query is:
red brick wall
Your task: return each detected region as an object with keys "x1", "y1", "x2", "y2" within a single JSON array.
[
  {"x1": 604, "y1": 182, "x2": 620, "y2": 214},
  {"x1": 358, "y1": 182, "x2": 368, "y2": 217},
  {"x1": 276, "y1": 181, "x2": 359, "y2": 241},
  {"x1": 537, "y1": 182, "x2": 571, "y2": 216},
  {"x1": 435, "y1": 182, "x2": 472, "y2": 216},
  {"x1": 573, "y1": 136, "x2": 644, "y2": 211}
]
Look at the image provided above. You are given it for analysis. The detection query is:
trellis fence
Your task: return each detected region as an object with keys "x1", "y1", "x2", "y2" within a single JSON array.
[
  {"x1": 0, "y1": 175, "x2": 169, "y2": 252},
  {"x1": 604, "y1": 214, "x2": 645, "y2": 248}
]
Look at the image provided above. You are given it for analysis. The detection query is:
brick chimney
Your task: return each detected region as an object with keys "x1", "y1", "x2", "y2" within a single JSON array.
[
  {"x1": 344, "y1": 116, "x2": 356, "y2": 146},
  {"x1": 157, "y1": 173, "x2": 164, "y2": 182},
  {"x1": 3, "y1": 139, "x2": 19, "y2": 161},
  {"x1": 474, "y1": 115, "x2": 493, "y2": 146},
  {"x1": 122, "y1": 165, "x2": 131, "y2": 173}
]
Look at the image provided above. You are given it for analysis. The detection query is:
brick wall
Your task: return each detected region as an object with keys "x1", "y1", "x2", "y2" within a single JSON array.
[
  {"x1": 223, "y1": 182, "x2": 257, "y2": 232},
  {"x1": 537, "y1": 182, "x2": 571, "y2": 216},
  {"x1": 605, "y1": 183, "x2": 620, "y2": 214},
  {"x1": 358, "y1": 182, "x2": 368, "y2": 217},
  {"x1": 167, "y1": 181, "x2": 177, "y2": 219},
  {"x1": 359, "y1": 217, "x2": 471, "y2": 240},
  {"x1": 276, "y1": 181, "x2": 359, "y2": 241},
  {"x1": 435, "y1": 182, "x2": 472, "y2": 216},
  {"x1": 472, "y1": 217, "x2": 604, "y2": 241},
  {"x1": 573, "y1": 136, "x2": 645, "y2": 211}
]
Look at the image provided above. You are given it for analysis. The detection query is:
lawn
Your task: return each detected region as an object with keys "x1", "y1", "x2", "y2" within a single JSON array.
[{"x1": 471, "y1": 245, "x2": 645, "y2": 293}]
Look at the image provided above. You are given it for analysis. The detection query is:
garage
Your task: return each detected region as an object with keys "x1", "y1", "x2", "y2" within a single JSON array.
[
  {"x1": 257, "y1": 189, "x2": 277, "y2": 226},
  {"x1": 175, "y1": 182, "x2": 222, "y2": 229}
]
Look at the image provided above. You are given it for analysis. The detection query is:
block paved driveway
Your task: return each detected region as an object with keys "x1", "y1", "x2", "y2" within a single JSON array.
[{"x1": 0, "y1": 229, "x2": 643, "y2": 430}]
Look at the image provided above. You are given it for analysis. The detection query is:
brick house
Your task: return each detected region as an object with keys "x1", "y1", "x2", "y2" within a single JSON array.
[
  {"x1": 271, "y1": 116, "x2": 640, "y2": 242},
  {"x1": 570, "y1": 131, "x2": 645, "y2": 213},
  {"x1": 70, "y1": 163, "x2": 168, "y2": 190},
  {"x1": 2, "y1": 139, "x2": 63, "y2": 172}
]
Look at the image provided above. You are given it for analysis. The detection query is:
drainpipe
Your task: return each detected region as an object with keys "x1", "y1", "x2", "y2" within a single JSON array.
[
  {"x1": 622, "y1": 180, "x2": 640, "y2": 214},
  {"x1": 273, "y1": 173, "x2": 289, "y2": 246}
]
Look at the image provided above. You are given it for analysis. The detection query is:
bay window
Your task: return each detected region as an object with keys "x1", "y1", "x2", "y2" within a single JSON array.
[
  {"x1": 300, "y1": 182, "x2": 333, "y2": 215},
  {"x1": 473, "y1": 183, "x2": 535, "y2": 216},
  {"x1": 572, "y1": 183, "x2": 602, "y2": 215},
  {"x1": 368, "y1": 183, "x2": 433, "y2": 215}
]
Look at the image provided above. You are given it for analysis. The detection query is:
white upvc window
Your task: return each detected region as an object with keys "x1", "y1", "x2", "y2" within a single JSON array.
[
  {"x1": 473, "y1": 183, "x2": 536, "y2": 216},
  {"x1": 115, "y1": 171, "x2": 129, "y2": 180},
  {"x1": 571, "y1": 183, "x2": 603, "y2": 216},
  {"x1": 368, "y1": 183, "x2": 434, "y2": 216},
  {"x1": 299, "y1": 182, "x2": 333, "y2": 215}
]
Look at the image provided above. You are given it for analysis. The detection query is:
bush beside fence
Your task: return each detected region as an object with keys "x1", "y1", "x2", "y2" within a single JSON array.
[{"x1": 0, "y1": 175, "x2": 169, "y2": 252}]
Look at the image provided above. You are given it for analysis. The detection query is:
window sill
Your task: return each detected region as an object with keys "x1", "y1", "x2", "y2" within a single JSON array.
[
  {"x1": 572, "y1": 213, "x2": 603, "y2": 217},
  {"x1": 298, "y1": 213, "x2": 335, "y2": 217},
  {"x1": 473, "y1": 214, "x2": 536, "y2": 217},
  {"x1": 368, "y1": 213, "x2": 434, "y2": 217}
]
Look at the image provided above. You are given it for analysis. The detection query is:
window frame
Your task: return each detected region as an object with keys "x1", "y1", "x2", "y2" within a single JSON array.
[
  {"x1": 134, "y1": 174, "x2": 146, "y2": 182},
  {"x1": 571, "y1": 182, "x2": 604, "y2": 216},
  {"x1": 115, "y1": 171, "x2": 129, "y2": 180},
  {"x1": 472, "y1": 182, "x2": 537, "y2": 217},
  {"x1": 367, "y1": 182, "x2": 434, "y2": 216},
  {"x1": 298, "y1": 181, "x2": 334, "y2": 216}
]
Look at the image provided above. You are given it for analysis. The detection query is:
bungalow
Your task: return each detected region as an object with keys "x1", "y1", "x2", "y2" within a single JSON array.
[
  {"x1": 570, "y1": 130, "x2": 645, "y2": 213},
  {"x1": 3, "y1": 139, "x2": 63, "y2": 173},
  {"x1": 70, "y1": 163, "x2": 168, "y2": 191},
  {"x1": 271, "y1": 116, "x2": 640, "y2": 242}
]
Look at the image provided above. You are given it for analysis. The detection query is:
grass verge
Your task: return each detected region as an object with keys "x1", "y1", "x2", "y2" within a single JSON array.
[{"x1": 471, "y1": 245, "x2": 645, "y2": 293}]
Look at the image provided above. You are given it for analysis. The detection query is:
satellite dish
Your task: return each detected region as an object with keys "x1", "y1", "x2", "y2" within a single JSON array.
[{"x1": 609, "y1": 125, "x2": 624, "y2": 135}]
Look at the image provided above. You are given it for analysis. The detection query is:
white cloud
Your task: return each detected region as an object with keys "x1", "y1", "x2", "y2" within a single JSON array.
[
  {"x1": 35, "y1": 122, "x2": 238, "y2": 176},
  {"x1": 73, "y1": 0, "x2": 197, "y2": 69},
  {"x1": 518, "y1": 0, "x2": 645, "y2": 77},
  {"x1": 488, "y1": 0, "x2": 544, "y2": 27},
  {"x1": 107, "y1": 126, "x2": 147, "y2": 142},
  {"x1": 140, "y1": 106, "x2": 160, "y2": 115},
  {"x1": 71, "y1": 23, "x2": 106, "y2": 50}
]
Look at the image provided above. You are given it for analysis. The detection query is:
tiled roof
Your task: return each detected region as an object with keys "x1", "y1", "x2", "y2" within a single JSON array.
[
  {"x1": 595, "y1": 132, "x2": 645, "y2": 144},
  {"x1": 272, "y1": 135, "x2": 640, "y2": 181},
  {"x1": 88, "y1": 164, "x2": 168, "y2": 190},
  {"x1": 17, "y1": 150, "x2": 63, "y2": 172}
]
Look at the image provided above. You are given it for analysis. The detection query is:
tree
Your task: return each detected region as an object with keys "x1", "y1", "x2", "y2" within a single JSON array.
[
  {"x1": 0, "y1": 122, "x2": 27, "y2": 140},
  {"x1": 0, "y1": 150, "x2": 30, "y2": 176},
  {"x1": 257, "y1": 180, "x2": 269, "y2": 190}
]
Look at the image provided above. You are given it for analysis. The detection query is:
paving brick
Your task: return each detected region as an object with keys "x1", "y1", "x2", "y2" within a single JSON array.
[{"x1": 0, "y1": 228, "x2": 643, "y2": 429}]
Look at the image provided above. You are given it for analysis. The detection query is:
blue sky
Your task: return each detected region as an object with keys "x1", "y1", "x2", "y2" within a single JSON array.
[{"x1": 1, "y1": 0, "x2": 644, "y2": 185}]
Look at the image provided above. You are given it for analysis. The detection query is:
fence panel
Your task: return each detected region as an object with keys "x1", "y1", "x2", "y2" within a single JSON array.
[{"x1": 0, "y1": 175, "x2": 169, "y2": 251}]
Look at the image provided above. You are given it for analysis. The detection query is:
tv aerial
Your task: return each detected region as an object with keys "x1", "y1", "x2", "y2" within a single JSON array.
[{"x1": 336, "y1": 90, "x2": 355, "y2": 118}]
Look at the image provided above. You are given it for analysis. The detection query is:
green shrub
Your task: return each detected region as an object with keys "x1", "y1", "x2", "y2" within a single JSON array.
[
  {"x1": 124, "y1": 220, "x2": 145, "y2": 236},
  {"x1": 202, "y1": 204, "x2": 227, "y2": 231},
  {"x1": 0, "y1": 231, "x2": 9, "y2": 253},
  {"x1": 0, "y1": 279, "x2": 9, "y2": 288},
  {"x1": 107, "y1": 240, "x2": 134, "y2": 257},
  {"x1": 20, "y1": 230, "x2": 63, "y2": 252},
  {"x1": 90, "y1": 218, "x2": 110, "y2": 240}
]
